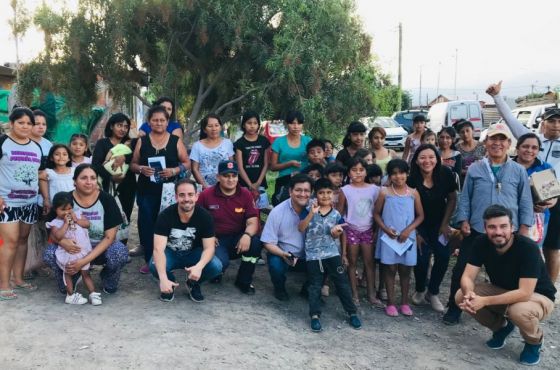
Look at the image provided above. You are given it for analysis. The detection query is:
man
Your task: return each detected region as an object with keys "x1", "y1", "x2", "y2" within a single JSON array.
[
  {"x1": 443, "y1": 122, "x2": 534, "y2": 325},
  {"x1": 455, "y1": 205, "x2": 556, "y2": 366},
  {"x1": 150, "y1": 179, "x2": 223, "y2": 302},
  {"x1": 488, "y1": 81, "x2": 560, "y2": 285},
  {"x1": 261, "y1": 174, "x2": 312, "y2": 301},
  {"x1": 197, "y1": 160, "x2": 261, "y2": 294}
]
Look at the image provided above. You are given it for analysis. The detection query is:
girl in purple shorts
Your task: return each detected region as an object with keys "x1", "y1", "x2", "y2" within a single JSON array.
[{"x1": 337, "y1": 157, "x2": 382, "y2": 307}]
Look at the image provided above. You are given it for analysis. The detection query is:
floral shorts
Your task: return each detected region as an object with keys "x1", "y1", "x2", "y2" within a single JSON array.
[{"x1": 345, "y1": 227, "x2": 373, "y2": 246}]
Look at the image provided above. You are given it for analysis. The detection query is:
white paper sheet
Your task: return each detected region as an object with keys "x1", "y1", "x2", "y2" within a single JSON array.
[
  {"x1": 380, "y1": 233, "x2": 413, "y2": 256},
  {"x1": 148, "y1": 156, "x2": 166, "y2": 183}
]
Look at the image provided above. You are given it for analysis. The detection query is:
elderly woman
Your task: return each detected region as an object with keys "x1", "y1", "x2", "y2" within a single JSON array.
[
  {"x1": 0, "y1": 108, "x2": 46, "y2": 300},
  {"x1": 131, "y1": 105, "x2": 190, "y2": 273},
  {"x1": 43, "y1": 164, "x2": 129, "y2": 294}
]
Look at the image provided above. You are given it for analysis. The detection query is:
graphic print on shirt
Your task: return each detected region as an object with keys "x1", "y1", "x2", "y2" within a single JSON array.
[
  {"x1": 355, "y1": 197, "x2": 373, "y2": 218},
  {"x1": 11, "y1": 150, "x2": 41, "y2": 198},
  {"x1": 200, "y1": 150, "x2": 230, "y2": 186},
  {"x1": 81, "y1": 210, "x2": 104, "y2": 243},
  {"x1": 247, "y1": 148, "x2": 260, "y2": 166},
  {"x1": 168, "y1": 227, "x2": 197, "y2": 252}
]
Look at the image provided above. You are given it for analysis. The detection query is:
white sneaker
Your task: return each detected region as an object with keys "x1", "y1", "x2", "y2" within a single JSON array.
[
  {"x1": 89, "y1": 292, "x2": 102, "y2": 306},
  {"x1": 65, "y1": 292, "x2": 87, "y2": 305},
  {"x1": 426, "y1": 292, "x2": 445, "y2": 313},
  {"x1": 411, "y1": 290, "x2": 426, "y2": 305}
]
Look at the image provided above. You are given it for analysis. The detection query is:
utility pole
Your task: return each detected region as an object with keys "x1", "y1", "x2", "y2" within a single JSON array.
[
  {"x1": 397, "y1": 22, "x2": 403, "y2": 110},
  {"x1": 436, "y1": 61, "x2": 441, "y2": 97},
  {"x1": 419, "y1": 66, "x2": 422, "y2": 108},
  {"x1": 453, "y1": 49, "x2": 458, "y2": 100}
]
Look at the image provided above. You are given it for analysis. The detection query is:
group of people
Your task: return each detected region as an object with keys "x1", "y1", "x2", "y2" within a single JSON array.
[{"x1": 0, "y1": 83, "x2": 558, "y2": 365}]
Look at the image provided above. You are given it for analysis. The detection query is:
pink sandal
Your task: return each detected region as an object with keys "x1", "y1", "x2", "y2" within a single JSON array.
[
  {"x1": 400, "y1": 304, "x2": 413, "y2": 316},
  {"x1": 385, "y1": 304, "x2": 399, "y2": 317}
]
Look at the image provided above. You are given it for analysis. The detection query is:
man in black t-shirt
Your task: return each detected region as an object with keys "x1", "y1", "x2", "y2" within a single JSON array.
[
  {"x1": 149, "y1": 179, "x2": 223, "y2": 303},
  {"x1": 455, "y1": 205, "x2": 556, "y2": 366}
]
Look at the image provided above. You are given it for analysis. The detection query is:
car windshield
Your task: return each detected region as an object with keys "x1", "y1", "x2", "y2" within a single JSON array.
[{"x1": 374, "y1": 117, "x2": 399, "y2": 128}]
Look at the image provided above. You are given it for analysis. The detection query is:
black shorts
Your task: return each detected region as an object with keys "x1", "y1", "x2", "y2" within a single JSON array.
[
  {"x1": 543, "y1": 202, "x2": 560, "y2": 250},
  {"x1": 0, "y1": 203, "x2": 38, "y2": 224}
]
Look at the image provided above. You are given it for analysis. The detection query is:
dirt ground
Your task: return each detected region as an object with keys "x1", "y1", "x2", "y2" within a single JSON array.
[{"x1": 2, "y1": 210, "x2": 559, "y2": 370}]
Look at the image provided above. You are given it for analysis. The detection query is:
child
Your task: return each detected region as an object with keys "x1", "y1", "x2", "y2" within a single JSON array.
[
  {"x1": 234, "y1": 111, "x2": 270, "y2": 196},
  {"x1": 298, "y1": 178, "x2": 361, "y2": 332},
  {"x1": 324, "y1": 162, "x2": 345, "y2": 209},
  {"x1": 46, "y1": 192, "x2": 101, "y2": 305},
  {"x1": 302, "y1": 163, "x2": 324, "y2": 182},
  {"x1": 366, "y1": 163, "x2": 386, "y2": 299},
  {"x1": 335, "y1": 121, "x2": 367, "y2": 168},
  {"x1": 368, "y1": 127, "x2": 397, "y2": 176},
  {"x1": 337, "y1": 157, "x2": 383, "y2": 307},
  {"x1": 324, "y1": 139, "x2": 336, "y2": 163},
  {"x1": 39, "y1": 145, "x2": 75, "y2": 212},
  {"x1": 306, "y1": 139, "x2": 327, "y2": 166},
  {"x1": 355, "y1": 148, "x2": 374, "y2": 165},
  {"x1": 373, "y1": 159, "x2": 424, "y2": 317},
  {"x1": 366, "y1": 164, "x2": 382, "y2": 186},
  {"x1": 420, "y1": 130, "x2": 436, "y2": 146},
  {"x1": 403, "y1": 115, "x2": 427, "y2": 163},
  {"x1": 69, "y1": 133, "x2": 92, "y2": 167}
]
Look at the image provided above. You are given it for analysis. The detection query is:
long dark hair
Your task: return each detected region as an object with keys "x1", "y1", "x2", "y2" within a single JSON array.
[
  {"x1": 438, "y1": 126, "x2": 458, "y2": 150},
  {"x1": 342, "y1": 121, "x2": 367, "y2": 149},
  {"x1": 199, "y1": 114, "x2": 223, "y2": 140},
  {"x1": 104, "y1": 113, "x2": 131, "y2": 143},
  {"x1": 409, "y1": 144, "x2": 442, "y2": 187},
  {"x1": 46, "y1": 191, "x2": 74, "y2": 222},
  {"x1": 46, "y1": 144, "x2": 72, "y2": 169}
]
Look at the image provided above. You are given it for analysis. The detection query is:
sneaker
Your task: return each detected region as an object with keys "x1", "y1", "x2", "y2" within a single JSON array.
[
  {"x1": 139, "y1": 264, "x2": 150, "y2": 274},
  {"x1": 89, "y1": 292, "x2": 103, "y2": 306},
  {"x1": 65, "y1": 292, "x2": 87, "y2": 305},
  {"x1": 274, "y1": 288, "x2": 290, "y2": 301},
  {"x1": 519, "y1": 342, "x2": 541, "y2": 366},
  {"x1": 310, "y1": 316, "x2": 322, "y2": 332},
  {"x1": 348, "y1": 314, "x2": 362, "y2": 330},
  {"x1": 321, "y1": 285, "x2": 330, "y2": 297},
  {"x1": 426, "y1": 293, "x2": 445, "y2": 313},
  {"x1": 186, "y1": 280, "x2": 204, "y2": 302},
  {"x1": 411, "y1": 290, "x2": 426, "y2": 305},
  {"x1": 486, "y1": 320, "x2": 515, "y2": 350},
  {"x1": 159, "y1": 287, "x2": 175, "y2": 302},
  {"x1": 442, "y1": 306, "x2": 462, "y2": 325},
  {"x1": 234, "y1": 281, "x2": 256, "y2": 295}
]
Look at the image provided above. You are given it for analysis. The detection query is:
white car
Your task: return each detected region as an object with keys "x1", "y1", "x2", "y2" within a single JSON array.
[{"x1": 361, "y1": 116, "x2": 408, "y2": 150}]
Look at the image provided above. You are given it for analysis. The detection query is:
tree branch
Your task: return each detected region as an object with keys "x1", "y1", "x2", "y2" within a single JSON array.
[{"x1": 215, "y1": 87, "x2": 260, "y2": 114}]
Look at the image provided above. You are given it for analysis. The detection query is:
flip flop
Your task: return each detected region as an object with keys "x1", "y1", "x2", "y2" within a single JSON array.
[
  {"x1": 0, "y1": 289, "x2": 17, "y2": 300},
  {"x1": 12, "y1": 282, "x2": 38, "y2": 292}
]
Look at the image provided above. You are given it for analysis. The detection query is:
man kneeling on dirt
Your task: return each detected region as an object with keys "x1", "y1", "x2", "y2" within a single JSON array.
[
  {"x1": 150, "y1": 179, "x2": 223, "y2": 303},
  {"x1": 455, "y1": 205, "x2": 556, "y2": 366}
]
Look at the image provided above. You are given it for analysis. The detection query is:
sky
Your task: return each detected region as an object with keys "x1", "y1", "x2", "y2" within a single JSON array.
[{"x1": 1, "y1": 0, "x2": 559, "y2": 106}]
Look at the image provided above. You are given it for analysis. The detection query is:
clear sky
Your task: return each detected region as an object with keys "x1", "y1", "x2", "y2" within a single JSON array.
[{"x1": 2, "y1": 0, "x2": 559, "y2": 105}]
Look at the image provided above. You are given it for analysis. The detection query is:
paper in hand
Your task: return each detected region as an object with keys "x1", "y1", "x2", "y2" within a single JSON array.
[{"x1": 148, "y1": 156, "x2": 166, "y2": 183}]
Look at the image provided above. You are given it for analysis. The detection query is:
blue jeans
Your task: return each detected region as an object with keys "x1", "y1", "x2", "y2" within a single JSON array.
[
  {"x1": 136, "y1": 193, "x2": 161, "y2": 263},
  {"x1": 149, "y1": 247, "x2": 223, "y2": 284},
  {"x1": 414, "y1": 231, "x2": 451, "y2": 295},
  {"x1": 267, "y1": 253, "x2": 306, "y2": 291},
  {"x1": 216, "y1": 234, "x2": 262, "y2": 285}
]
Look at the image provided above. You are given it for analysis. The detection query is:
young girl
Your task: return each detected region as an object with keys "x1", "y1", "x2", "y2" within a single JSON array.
[
  {"x1": 335, "y1": 121, "x2": 367, "y2": 169},
  {"x1": 355, "y1": 148, "x2": 374, "y2": 165},
  {"x1": 437, "y1": 127, "x2": 463, "y2": 181},
  {"x1": 46, "y1": 192, "x2": 101, "y2": 305},
  {"x1": 337, "y1": 157, "x2": 383, "y2": 307},
  {"x1": 368, "y1": 127, "x2": 397, "y2": 176},
  {"x1": 39, "y1": 145, "x2": 75, "y2": 213},
  {"x1": 420, "y1": 130, "x2": 436, "y2": 146},
  {"x1": 69, "y1": 133, "x2": 92, "y2": 167},
  {"x1": 403, "y1": 115, "x2": 427, "y2": 163},
  {"x1": 374, "y1": 159, "x2": 424, "y2": 317},
  {"x1": 234, "y1": 111, "x2": 270, "y2": 196}
]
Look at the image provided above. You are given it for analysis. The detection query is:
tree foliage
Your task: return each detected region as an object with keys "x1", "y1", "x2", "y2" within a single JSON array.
[{"x1": 19, "y1": 0, "x2": 402, "y2": 143}]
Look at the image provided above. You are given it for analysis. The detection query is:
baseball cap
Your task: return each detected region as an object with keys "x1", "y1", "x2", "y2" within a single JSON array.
[
  {"x1": 543, "y1": 107, "x2": 560, "y2": 120},
  {"x1": 218, "y1": 160, "x2": 238, "y2": 175},
  {"x1": 486, "y1": 123, "x2": 512, "y2": 140}
]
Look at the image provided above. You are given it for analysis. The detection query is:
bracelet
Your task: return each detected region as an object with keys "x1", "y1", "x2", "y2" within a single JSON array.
[
  {"x1": 178, "y1": 164, "x2": 186, "y2": 174},
  {"x1": 243, "y1": 232, "x2": 252, "y2": 238}
]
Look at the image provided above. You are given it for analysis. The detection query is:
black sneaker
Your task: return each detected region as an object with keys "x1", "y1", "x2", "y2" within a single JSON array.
[
  {"x1": 234, "y1": 281, "x2": 256, "y2": 295},
  {"x1": 159, "y1": 287, "x2": 175, "y2": 302},
  {"x1": 486, "y1": 320, "x2": 515, "y2": 349},
  {"x1": 186, "y1": 280, "x2": 204, "y2": 302},
  {"x1": 310, "y1": 316, "x2": 322, "y2": 332},
  {"x1": 442, "y1": 306, "x2": 462, "y2": 326},
  {"x1": 348, "y1": 314, "x2": 362, "y2": 330},
  {"x1": 274, "y1": 288, "x2": 290, "y2": 301}
]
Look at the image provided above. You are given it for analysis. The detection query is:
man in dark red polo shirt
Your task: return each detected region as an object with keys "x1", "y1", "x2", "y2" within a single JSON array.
[{"x1": 197, "y1": 160, "x2": 261, "y2": 294}]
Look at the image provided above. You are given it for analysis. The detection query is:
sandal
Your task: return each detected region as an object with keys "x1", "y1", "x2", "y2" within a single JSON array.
[
  {"x1": 0, "y1": 289, "x2": 17, "y2": 300},
  {"x1": 400, "y1": 304, "x2": 413, "y2": 316},
  {"x1": 385, "y1": 304, "x2": 399, "y2": 317},
  {"x1": 368, "y1": 296, "x2": 386, "y2": 309},
  {"x1": 12, "y1": 282, "x2": 38, "y2": 292}
]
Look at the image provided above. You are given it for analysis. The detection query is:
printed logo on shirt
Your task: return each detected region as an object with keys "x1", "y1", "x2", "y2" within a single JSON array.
[
  {"x1": 168, "y1": 227, "x2": 197, "y2": 252},
  {"x1": 247, "y1": 148, "x2": 260, "y2": 166},
  {"x1": 208, "y1": 204, "x2": 220, "y2": 210},
  {"x1": 234, "y1": 207, "x2": 245, "y2": 213}
]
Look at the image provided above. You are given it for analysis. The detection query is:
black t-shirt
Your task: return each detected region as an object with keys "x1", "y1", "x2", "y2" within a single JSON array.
[
  {"x1": 72, "y1": 191, "x2": 123, "y2": 245},
  {"x1": 469, "y1": 234, "x2": 556, "y2": 301},
  {"x1": 408, "y1": 166, "x2": 457, "y2": 234},
  {"x1": 234, "y1": 135, "x2": 270, "y2": 188},
  {"x1": 335, "y1": 148, "x2": 355, "y2": 169},
  {"x1": 154, "y1": 204, "x2": 215, "y2": 252}
]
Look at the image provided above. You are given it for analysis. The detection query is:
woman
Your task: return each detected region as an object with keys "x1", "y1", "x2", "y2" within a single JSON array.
[
  {"x1": 43, "y1": 164, "x2": 129, "y2": 295},
  {"x1": 407, "y1": 144, "x2": 457, "y2": 313},
  {"x1": 137, "y1": 97, "x2": 183, "y2": 138},
  {"x1": 0, "y1": 108, "x2": 45, "y2": 300},
  {"x1": 454, "y1": 119, "x2": 485, "y2": 180},
  {"x1": 270, "y1": 111, "x2": 311, "y2": 205},
  {"x1": 513, "y1": 133, "x2": 557, "y2": 246},
  {"x1": 190, "y1": 114, "x2": 234, "y2": 189},
  {"x1": 131, "y1": 105, "x2": 190, "y2": 273},
  {"x1": 368, "y1": 126, "x2": 398, "y2": 175},
  {"x1": 92, "y1": 113, "x2": 136, "y2": 221},
  {"x1": 335, "y1": 121, "x2": 367, "y2": 169},
  {"x1": 437, "y1": 127, "x2": 463, "y2": 181}
]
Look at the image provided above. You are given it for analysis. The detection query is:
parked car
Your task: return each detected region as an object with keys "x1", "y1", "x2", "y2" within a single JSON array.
[
  {"x1": 428, "y1": 100, "x2": 484, "y2": 138},
  {"x1": 392, "y1": 109, "x2": 429, "y2": 133},
  {"x1": 361, "y1": 116, "x2": 407, "y2": 151},
  {"x1": 497, "y1": 103, "x2": 556, "y2": 133}
]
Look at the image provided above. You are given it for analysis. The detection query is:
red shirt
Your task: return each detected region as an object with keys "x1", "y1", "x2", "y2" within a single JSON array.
[{"x1": 197, "y1": 185, "x2": 258, "y2": 236}]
